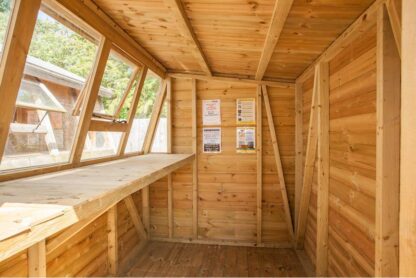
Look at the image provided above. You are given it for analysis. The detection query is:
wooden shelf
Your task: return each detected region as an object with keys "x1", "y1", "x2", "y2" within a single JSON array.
[{"x1": 0, "y1": 153, "x2": 194, "y2": 261}]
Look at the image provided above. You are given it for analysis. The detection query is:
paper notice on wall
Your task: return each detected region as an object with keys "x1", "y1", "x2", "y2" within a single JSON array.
[
  {"x1": 236, "y1": 98, "x2": 255, "y2": 125},
  {"x1": 203, "y1": 99, "x2": 221, "y2": 126},
  {"x1": 236, "y1": 127, "x2": 256, "y2": 153},
  {"x1": 203, "y1": 127, "x2": 221, "y2": 153}
]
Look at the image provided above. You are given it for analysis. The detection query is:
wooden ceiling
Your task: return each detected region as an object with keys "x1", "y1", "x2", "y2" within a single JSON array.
[{"x1": 92, "y1": 0, "x2": 375, "y2": 81}]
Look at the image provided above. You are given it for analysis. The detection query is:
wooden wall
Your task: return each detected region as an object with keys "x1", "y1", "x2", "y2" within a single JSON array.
[
  {"x1": 301, "y1": 74, "x2": 318, "y2": 266},
  {"x1": 0, "y1": 192, "x2": 145, "y2": 277},
  {"x1": 149, "y1": 78, "x2": 295, "y2": 245},
  {"x1": 299, "y1": 24, "x2": 377, "y2": 277}
]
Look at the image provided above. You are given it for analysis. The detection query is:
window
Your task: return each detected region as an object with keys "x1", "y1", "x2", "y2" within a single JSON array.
[
  {"x1": 16, "y1": 80, "x2": 66, "y2": 113},
  {"x1": 0, "y1": 4, "x2": 100, "y2": 172},
  {"x1": 0, "y1": 0, "x2": 13, "y2": 56},
  {"x1": 151, "y1": 101, "x2": 168, "y2": 153},
  {"x1": 81, "y1": 131, "x2": 121, "y2": 160},
  {"x1": 92, "y1": 51, "x2": 138, "y2": 120},
  {"x1": 125, "y1": 72, "x2": 161, "y2": 153}
]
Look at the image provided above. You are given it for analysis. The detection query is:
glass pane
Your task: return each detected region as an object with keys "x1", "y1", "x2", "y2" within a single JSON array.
[
  {"x1": 0, "y1": 7, "x2": 98, "y2": 172},
  {"x1": 125, "y1": 72, "x2": 161, "y2": 153},
  {"x1": 81, "y1": 131, "x2": 121, "y2": 160},
  {"x1": 151, "y1": 101, "x2": 167, "y2": 153},
  {"x1": 94, "y1": 52, "x2": 135, "y2": 118},
  {"x1": 16, "y1": 79, "x2": 66, "y2": 112},
  {"x1": 0, "y1": 0, "x2": 13, "y2": 54}
]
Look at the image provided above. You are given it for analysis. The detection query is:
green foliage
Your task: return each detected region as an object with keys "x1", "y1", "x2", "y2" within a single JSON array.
[{"x1": 0, "y1": 8, "x2": 160, "y2": 118}]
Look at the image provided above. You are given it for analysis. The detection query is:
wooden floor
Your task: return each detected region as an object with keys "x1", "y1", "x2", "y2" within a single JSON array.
[{"x1": 127, "y1": 241, "x2": 307, "y2": 277}]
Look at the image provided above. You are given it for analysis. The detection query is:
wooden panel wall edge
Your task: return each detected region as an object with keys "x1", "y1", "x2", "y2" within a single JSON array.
[
  {"x1": 256, "y1": 85, "x2": 262, "y2": 245},
  {"x1": 294, "y1": 81, "x2": 303, "y2": 231},
  {"x1": 400, "y1": 0, "x2": 415, "y2": 276},
  {"x1": 192, "y1": 79, "x2": 198, "y2": 239},
  {"x1": 0, "y1": 0, "x2": 42, "y2": 162},
  {"x1": 315, "y1": 62, "x2": 329, "y2": 277}
]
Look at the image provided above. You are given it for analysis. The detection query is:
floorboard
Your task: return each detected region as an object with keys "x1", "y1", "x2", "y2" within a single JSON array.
[{"x1": 127, "y1": 241, "x2": 306, "y2": 277}]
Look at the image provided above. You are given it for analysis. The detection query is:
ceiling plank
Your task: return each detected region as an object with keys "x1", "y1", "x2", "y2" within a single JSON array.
[
  {"x1": 163, "y1": 0, "x2": 212, "y2": 76},
  {"x1": 255, "y1": 0, "x2": 294, "y2": 81}
]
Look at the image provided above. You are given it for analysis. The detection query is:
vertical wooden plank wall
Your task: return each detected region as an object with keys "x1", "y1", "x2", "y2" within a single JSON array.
[
  {"x1": 262, "y1": 86, "x2": 296, "y2": 244},
  {"x1": 298, "y1": 24, "x2": 378, "y2": 276},
  {"x1": 147, "y1": 78, "x2": 295, "y2": 246}
]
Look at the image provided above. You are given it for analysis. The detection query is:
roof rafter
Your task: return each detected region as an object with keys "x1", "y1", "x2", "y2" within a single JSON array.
[
  {"x1": 255, "y1": 0, "x2": 294, "y2": 81},
  {"x1": 163, "y1": 0, "x2": 212, "y2": 76}
]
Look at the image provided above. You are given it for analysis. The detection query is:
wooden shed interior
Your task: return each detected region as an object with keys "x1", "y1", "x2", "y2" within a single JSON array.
[{"x1": 0, "y1": 0, "x2": 413, "y2": 277}]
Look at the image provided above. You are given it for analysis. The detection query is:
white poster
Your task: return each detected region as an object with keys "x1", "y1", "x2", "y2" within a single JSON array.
[
  {"x1": 236, "y1": 127, "x2": 256, "y2": 153},
  {"x1": 203, "y1": 127, "x2": 221, "y2": 153},
  {"x1": 236, "y1": 98, "x2": 255, "y2": 125},
  {"x1": 203, "y1": 99, "x2": 221, "y2": 126}
]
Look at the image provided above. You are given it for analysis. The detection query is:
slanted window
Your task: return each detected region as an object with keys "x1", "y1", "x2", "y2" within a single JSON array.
[
  {"x1": 16, "y1": 79, "x2": 66, "y2": 113},
  {"x1": 0, "y1": 0, "x2": 13, "y2": 59},
  {"x1": 151, "y1": 101, "x2": 168, "y2": 153},
  {"x1": 0, "y1": 3, "x2": 100, "y2": 172},
  {"x1": 125, "y1": 71, "x2": 161, "y2": 153}
]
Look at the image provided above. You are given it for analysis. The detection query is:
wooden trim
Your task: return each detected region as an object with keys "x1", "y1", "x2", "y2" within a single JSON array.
[
  {"x1": 385, "y1": 0, "x2": 401, "y2": 58},
  {"x1": 54, "y1": 0, "x2": 166, "y2": 77},
  {"x1": 256, "y1": 85, "x2": 262, "y2": 245},
  {"x1": 114, "y1": 67, "x2": 140, "y2": 119},
  {"x1": 297, "y1": 0, "x2": 385, "y2": 83},
  {"x1": 315, "y1": 62, "x2": 329, "y2": 276},
  {"x1": 375, "y1": 4, "x2": 401, "y2": 276},
  {"x1": 295, "y1": 66, "x2": 319, "y2": 248},
  {"x1": 294, "y1": 81, "x2": 303, "y2": 230},
  {"x1": 168, "y1": 72, "x2": 295, "y2": 88},
  {"x1": 107, "y1": 205, "x2": 118, "y2": 276},
  {"x1": 163, "y1": 0, "x2": 211, "y2": 76},
  {"x1": 28, "y1": 240, "x2": 46, "y2": 277},
  {"x1": 255, "y1": 0, "x2": 294, "y2": 80},
  {"x1": 0, "y1": 0, "x2": 42, "y2": 162},
  {"x1": 167, "y1": 77, "x2": 173, "y2": 238},
  {"x1": 262, "y1": 85, "x2": 295, "y2": 241},
  {"x1": 89, "y1": 119, "x2": 128, "y2": 132},
  {"x1": 70, "y1": 38, "x2": 112, "y2": 164},
  {"x1": 142, "y1": 80, "x2": 168, "y2": 153},
  {"x1": 400, "y1": 1, "x2": 416, "y2": 275},
  {"x1": 151, "y1": 237, "x2": 293, "y2": 249},
  {"x1": 192, "y1": 79, "x2": 198, "y2": 239},
  {"x1": 124, "y1": 196, "x2": 148, "y2": 240},
  {"x1": 142, "y1": 187, "x2": 150, "y2": 238},
  {"x1": 118, "y1": 67, "x2": 148, "y2": 155}
]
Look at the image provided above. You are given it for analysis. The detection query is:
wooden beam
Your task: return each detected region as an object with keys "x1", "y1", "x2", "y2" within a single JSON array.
[
  {"x1": 385, "y1": 0, "x2": 401, "y2": 58},
  {"x1": 262, "y1": 85, "x2": 294, "y2": 241},
  {"x1": 297, "y1": 0, "x2": 385, "y2": 83},
  {"x1": 294, "y1": 81, "x2": 303, "y2": 229},
  {"x1": 295, "y1": 66, "x2": 319, "y2": 248},
  {"x1": 89, "y1": 119, "x2": 128, "y2": 132},
  {"x1": 114, "y1": 67, "x2": 140, "y2": 119},
  {"x1": 0, "y1": 0, "x2": 42, "y2": 162},
  {"x1": 142, "y1": 187, "x2": 150, "y2": 239},
  {"x1": 192, "y1": 79, "x2": 198, "y2": 239},
  {"x1": 118, "y1": 67, "x2": 148, "y2": 155},
  {"x1": 375, "y1": 4, "x2": 401, "y2": 276},
  {"x1": 255, "y1": 0, "x2": 294, "y2": 80},
  {"x1": 107, "y1": 205, "x2": 118, "y2": 276},
  {"x1": 28, "y1": 240, "x2": 46, "y2": 277},
  {"x1": 256, "y1": 85, "x2": 263, "y2": 245},
  {"x1": 124, "y1": 196, "x2": 148, "y2": 240},
  {"x1": 168, "y1": 72, "x2": 295, "y2": 88},
  {"x1": 54, "y1": 0, "x2": 166, "y2": 77},
  {"x1": 167, "y1": 77, "x2": 173, "y2": 238},
  {"x1": 142, "y1": 80, "x2": 168, "y2": 153},
  {"x1": 400, "y1": 0, "x2": 416, "y2": 275},
  {"x1": 316, "y1": 62, "x2": 329, "y2": 276},
  {"x1": 70, "y1": 38, "x2": 112, "y2": 164},
  {"x1": 163, "y1": 0, "x2": 211, "y2": 76}
]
